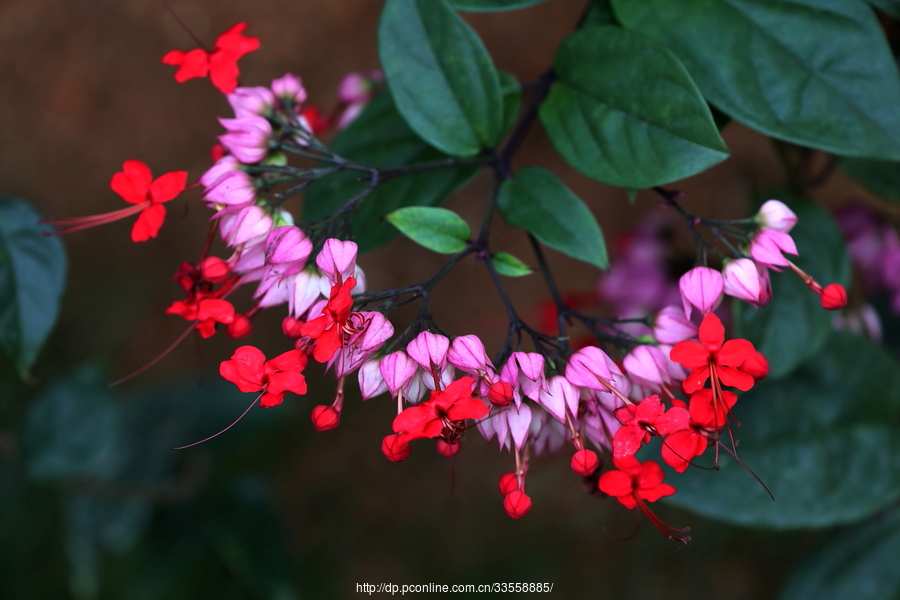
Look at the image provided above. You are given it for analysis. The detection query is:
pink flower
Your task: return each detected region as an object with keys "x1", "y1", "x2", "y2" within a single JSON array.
[
  {"x1": 406, "y1": 331, "x2": 450, "y2": 372},
  {"x1": 358, "y1": 359, "x2": 388, "y2": 400},
  {"x1": 271, "y1": 73, "x2": 307, "y2": 107},
  {"x1": 499, "y1": 352, "x2": 546, "y2": 406},
  {"x1": 219, "y1": 205, "x2": 273, "y2": 247},
  {"x1": 679, "y1": 266, "x2": 724, "y2": 319},
  {"x1": 623, "y1": 345, "x2": 672, "y2": 391},
  {"x1": 537, "y1": 375, "x2": 579, "y2": 423},
  {"x1": 227, "y1": 86, "x2": 275, "y2": 117},
  {"x1": 722, "y1": 258, "x2": 772, "y2": 307},
  {"x1": 750, "y1": 230, "x2": 798, "y2": 269},
  {"x1": 565, "y1": 346, "x2": 612, "y2": 390},
  {"x1": 756, "y1": 200, "x2": 797, "y2": 233},
  {"x1": 380, "y1": 351, "x2": 419, "y2": 396},
  {"x1": 328, "y1": 312, "x2": 394, "y2": 377},
  {"x1": 218, "y1": 115, "x2": 272, "y2": 164},
  {"x1": 316, "y1": 238, "x2": 358, "y2": 285}
]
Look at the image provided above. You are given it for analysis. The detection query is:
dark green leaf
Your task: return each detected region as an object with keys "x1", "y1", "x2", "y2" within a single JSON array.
[
  {"x1": 497, "y1": 166, "x2": 608, "y2": 269},
  {"x1": 836, "y1": 156, "x2": 900, "y2": 202},
  {"x1": 302, "y1": 91, "x2": 478, "y2": 253},
  {"x1": 583, "y1": 0, "x2": 617, "y2": 26},
  {"x1": 613, "y1": 0, "x2": 900, "y2": 160},
  {"x1": 498, "y1": 69, "x2": 521, "y2": 142},
  {"x1": 448, "y1": 0, "x2": 549, "y2": 11},
  {"x1": 379, "y1": 0, "x2": 503, "y2": 155},
  {"x1": 386, "y1": 206, "x2": 471, "y2": 254},
  {"x1": 867, "y1": 0, "x2": 900, "y2": 20},
  {"x1": 205, "y1": 480, "x2": 298, "y2": 600},
  {"x1": 736, "y1": 197, "x2": 850, "y2": 379},
  {"x1": 667, "y1": 333, "x2": 900, "y2": 528},
  {"x1": 0, "y1": 197, "x2": 66, "y2": 377},
  {"x1": 23, "y1": 367, "x2": 122, "y2": 481},
  {"x1": 492, "y1": 252, "x2": 532, "y2": 277},
  {"x1": 540, "y1": 26, "x2": 728, "y2": 188},
  {"x1": 779, "y1": 509, "x2": 900, "y2": 600}
]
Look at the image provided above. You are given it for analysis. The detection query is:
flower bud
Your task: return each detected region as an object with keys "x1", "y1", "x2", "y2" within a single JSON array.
[
  {"x1": 381, "y1": 434, "x2": 411, "y2": 462},
  {"x1": 201, "y1": 256, "x2": 231, "y2": 283},
  {"x1": 226, "y1": 314, "x2": 252, "y2": 339},
  {"x1": 487, "y1": 381, "x2": 513, "y2": 406},
  {"x1": 679, "y1": 266, "x2": 724, "y2": 319},
  {"x1": 503, "y1": 490, "x2": 532, "y2": 519},
  {"x1": 722, "y1": 258, "x2": 772, "y2": 307},
  {"x1": 570, "y1": 449, "x2": 600, "y2": 476},
  {"x1": 316, "y1": 238, "x2": 358, "y2": 285},
  {"x1": 282, "y1": 316, "x2": 305, "y2": 339},
  {"x1": 310, "y1": 405, "x2": 340, "y2": 431},
  {"x1": 820, "y1": 283, "x2": 848, "y2": 310},
  {"x1": 498, "y1": 472, "x2": 519, "y2": 495},
  {"x1": 227, "y1": 86, "x2": 275, "y2": 118},
  {"x1": 271, "y1": 73, "x2": 307, "y2": 106},
  {"x1": 448, "y1": 334, "x2": 493, "y2": 373},
  {"x1": 358, "y1": 359, "x2": 388, "y2": 400},
  {"x1": 380, "y1": 351, "x2": 418, "y2": 396},
  {"x1": 218, "y1": 115, "x2": 272, "y2": 165},
  {"x1": 406, "y1": 331, "x2": 450, "y2": 371},
  {"x1": 756, "y1": 200, "x2": 797, "y2": 233},
  {"x1": 565, "y1": 346, "x2": 613, "y2": 390},
  {"x1": 436, "y1": 439, "x2": 461, "y2": 458},
  {"x1": 652, "y1": 305, "x2": 697, "y2": 345},
  {"x1": 623, "y1": 345, "x2": 671, "y2": 390},
  {"x1": 741, "y1": 351, "x2": 770, "y2": 381},
  {"x1": 537, "y1": 375, "x2": 578, "y2": 423}
]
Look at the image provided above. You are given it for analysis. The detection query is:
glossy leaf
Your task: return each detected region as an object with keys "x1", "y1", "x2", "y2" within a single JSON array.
[
  {"x1": 23, "y1": 367, "x2": 122, "y2": 482},
  {"x1": 302, "y1": 91, "x2": 479, "y2": 253},
  {"x1": 779, "y1": 509, "x2": 900, "y2": 600},
  {"x1": 492, "y1": 252, "x2": 532, "y2": 277},
  {"x1": 736, "y1": 197, "x2": 850, "y2": 379},
  {"x1": 448, "y1": 0, "x2": 549, "y2": 11},
  {"x1": 613, "y1": 0, "x2": 900, "y2": 160},
  {"x1": 386, "y1": 206, "x2": 471, "y2": 254},
  {"x1": 497, "y1": 167, "x2": 608, "y2": 269},
  {"x1": 867, "y1": 0, "x2": 900, "y2": 19},
  {"x1": 378, "y1": 0, "x2": 503, "y2": 155},
  {"x1": 539, "y1": 26, "x2": 728, "y2": 188},
  {"x1": 667, "y1": 333, "x2": 900, "y2": 528},
  {"x1": 0, "y1": 197, "x2": 66, "y2": 377},
  {"x1": 836, "y1": 156, "x2": 900, "y2": 203}
]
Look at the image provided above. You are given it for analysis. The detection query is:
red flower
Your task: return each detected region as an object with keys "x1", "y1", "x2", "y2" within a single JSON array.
[
  {"x1": 598, "y1": 457, "x2": 690, "y2": 542},
  {"x1": 392, "y1": 376, "x2": 489, "y2": 441},
  {"x1": 298, "y1": 277, "x2": 356, "y2": 363},
  {"x1": 669, "y1": 313, "x2": 758, "y2": 394},
  {"x1": 166, "y1": 297, "x2": 235, "y2": 338},
  {"x1": 162, "y1": 23, "x2": 259, "y2": 94},
  {"x1": 44, "y1": 160, "x2": 186, "y2": 242},
  {"x1": 219, "y1": 346, "x2": 308, "y2": 407},
  {"x1": 612, "y1": 394, "x2": 690, "y2": 460}
]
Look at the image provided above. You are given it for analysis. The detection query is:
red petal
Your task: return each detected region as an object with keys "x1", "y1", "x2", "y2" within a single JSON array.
[
  {"x1": 312, "y1": 327, "x2": 342, "y2": 363},
  {"x1": 639, "y1": 482, "x2": 676, "y2": 503},
  {"x1": 260, "y1": 392, "x2": 284, "y2": 408},
  {"x1": 614, "y1": 404, "x2": 637, "y2": 425},
  {"x1": 111, "y1": 160, "x2": 151, "y2": 204},
  {"x1": 637, "y1": 460, "x2": 666, "y2": 488},
  {"x1": 197, "y1": 299, "x2": 235, "y2": 324},
  {"x1": 149, "y1": 171, "x2": 188, "y2": 204},
  {"x1": 392, "y1": 405, "x2": 436, "y2": 437},
  {"x1": 445, "y1": 396, "x2": 489, "y2": 421},
  {"x1": 165, "y1": 299, "x2": 196, "y2": 320},
  {"x1": 716, "y1": 366, "x2": 755, "y2": 392},
  {"x1": 266, "y1": 371, "x2": 307, "y2": 396},
  {"x1": 661, "y1": 429, "x2": 707, "y2": 473},
  {"x1": 669, "y1": 340, "x2": 709, "y2": 369},
  {"x1": 718, "y1": 339, "x2": 756, "y2": 367},
  {"x1": 219, "y1": 345, "x2": 266, "y2": 392},
  {"x1": 652, "y1": 406, "x2": 691, "y2": 435},
  {"x1": 634, "y1": 394, "x2": 664, "y2": 421},
  {"x1": 598, "y1": 470, "x2": 634, "y2": 502},
  {"x1": 161, "y1": 50, "x2": 185, "y2": 66},
  {"x1": 612, "y1": 425, "x2": 647, "y2": 460},
  {"x1": 698, "y1": 313, "x2": 724, "y2": 350},
  {"x1": 213, "y1": 23, "x2": 260, "y2": 56},
  {"x1": 208, "y1": 54, "x2": 240, "y2": 94},
  {"x1": 682, "y1": 365, "x2": 710, "y2": 394},
  {"x1": 298, "y1": 315, "x2": 329, "y2": 339},
  {"x1": 173, "y1": 48, "x2": 209, "y2": 82},
  {"x1": 131, "y1": 203, "x2": 166, "y2": 242},
  {"x1": 265, "y1": 349, "x2": 307, "y2": 374}
]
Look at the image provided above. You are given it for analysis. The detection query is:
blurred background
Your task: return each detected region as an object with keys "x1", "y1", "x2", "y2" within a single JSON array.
[{"x1": 0, "y1": 0, "x2": 887, "y2": 598}]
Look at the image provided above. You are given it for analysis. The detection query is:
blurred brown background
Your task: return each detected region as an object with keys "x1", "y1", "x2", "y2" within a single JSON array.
[{"x1": 0, "y1": 0, "x2": 871, "y2": 597}]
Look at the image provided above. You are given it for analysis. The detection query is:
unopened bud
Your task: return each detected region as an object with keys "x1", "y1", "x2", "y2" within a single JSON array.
[
  {"x1": 570, "y1": 449, "x2": 600, "y2": 476},
  {"x1": 310, "y1": 405, "x2": 340, "y2": 431},
  {"x1": 488, "y1": 381, "x2": 513, "y2": 406},
  {"x1": 226, "y1": 314, "x2": 252, "y2": 339},
  {"x1": 436, "y1": 439, "x2": 461, "y2": 458},
  {"x1": 820, "y1": 283, "x2": 848, "y2": 311},
  {"x1": 498, "y1": 472, "x2": 519, "y2": 495},
  {"x1": 381, "y1": 434, "x2": 411, "y2": 462},
  {"x1": 201, "y1": 256, "x2": 231, "y2": 283},
  {"x1": 282, "y1": 316, "x2": 305, "y2": 339},
  {"x1": 503, "y1": 490, "x2": 532, "y2": 519}
]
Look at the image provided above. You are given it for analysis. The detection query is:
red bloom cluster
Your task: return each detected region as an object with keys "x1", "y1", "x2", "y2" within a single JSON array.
[
  {"x1": 165, "y1": 259, "x2": 239, "y2": 338},
  {"x1": 219, "y1": 346, "x2": 307, "y2": 407}
]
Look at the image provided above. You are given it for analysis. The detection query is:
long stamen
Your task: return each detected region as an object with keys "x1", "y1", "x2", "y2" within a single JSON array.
[
  {"x1": 43, "y1": 202, "x2": 150, "y2": 235},
  {"x1": 174, "y1": 392, "x2": 262, "y2": 449},
  {"x1": 635, "y1": 497, "x2": 691, "y2": 543},
  {"x1": 108, "y1": 321, "x2": 196, "y2": 388}
]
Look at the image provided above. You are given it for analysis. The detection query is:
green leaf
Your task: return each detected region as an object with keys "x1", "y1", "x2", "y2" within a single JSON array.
[
  {"x1": 540, "y1": 26, "x2": 728, "y2": 188},
  {"x1": 497, "y1": 166, "x2": 608, "y2": 269},
  {"x1": 386, "y1": 206, "x2": 471, "y2": 253},
  {"x1": 667, "y1": 332, "x2": 900, "y2": 528},
  {"x1": 498, "y1": 69, "x2": 522, "y2": 142},
  {"x1": 583, "y1": 0, "x2": 618, "y2": 26},
  {"x1": 0, "y1": 197, "x2": 66, "y2": 377},
  {"x1": 492, "y1": 252, "x2": 532, "y2": 277},
  {"x1": 23, "y1": 366, "x2": 122, "y2": 482},
  {"x1": 302, "y1": 90, "x2": 479, "y2": 253},
  {"x1": 613, "y1": 0, "x2": 900, "y2": 160},
  {"x1": 779, "y1": 509, "x2": 900, "y2": 600},
  {"x1": 448, "y1": 0, "x2": 549, "y2": 11},
  {"x1": 736, "y1": 197, "x2": 850, "y2": 379},
  {"x1": 379, "y1": 0, "x2": 504, "y2": 155},
  {"x1": 836, "y1": 156, "x2": 900, "y2": 202},
  {"x1": 867, "y1": 0, "x2": 900, "y2": 20}
]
